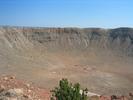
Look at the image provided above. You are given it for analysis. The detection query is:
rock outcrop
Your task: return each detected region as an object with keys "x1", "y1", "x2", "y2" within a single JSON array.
[{"x1": 0, "y1": 75, "x2": 50, "y2": 100}]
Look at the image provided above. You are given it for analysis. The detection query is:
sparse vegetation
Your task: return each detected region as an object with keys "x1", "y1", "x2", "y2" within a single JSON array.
[{"x1": 50, "y1": 78, "x2": 88, "y2": 100}]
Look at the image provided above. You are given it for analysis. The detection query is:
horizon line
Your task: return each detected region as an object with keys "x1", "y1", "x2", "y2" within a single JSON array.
[{"x1": 0, "y1": 25, "x2": 133, "y2": 30}]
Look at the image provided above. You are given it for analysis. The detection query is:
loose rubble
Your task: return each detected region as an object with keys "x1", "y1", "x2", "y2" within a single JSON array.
[
  {"x1": 0, "y1": 75, "x2": 50, "y2": 100},
  {"x1": 89, "y1": 93, "x2": 133, "y2": 100}
]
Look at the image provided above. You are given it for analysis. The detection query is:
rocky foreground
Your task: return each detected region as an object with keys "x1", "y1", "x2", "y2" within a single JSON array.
[
  {"x1": 0, "y1": 75, "x2": 50, "y2": 100},
  {"x1": 0, "y1": 75, "x2": 133, "y2": 100}
]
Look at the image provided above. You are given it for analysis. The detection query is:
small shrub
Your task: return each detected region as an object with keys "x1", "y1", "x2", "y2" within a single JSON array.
[{"x1": 50, "y1": 78, "x2": 88, "y2": 100}]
